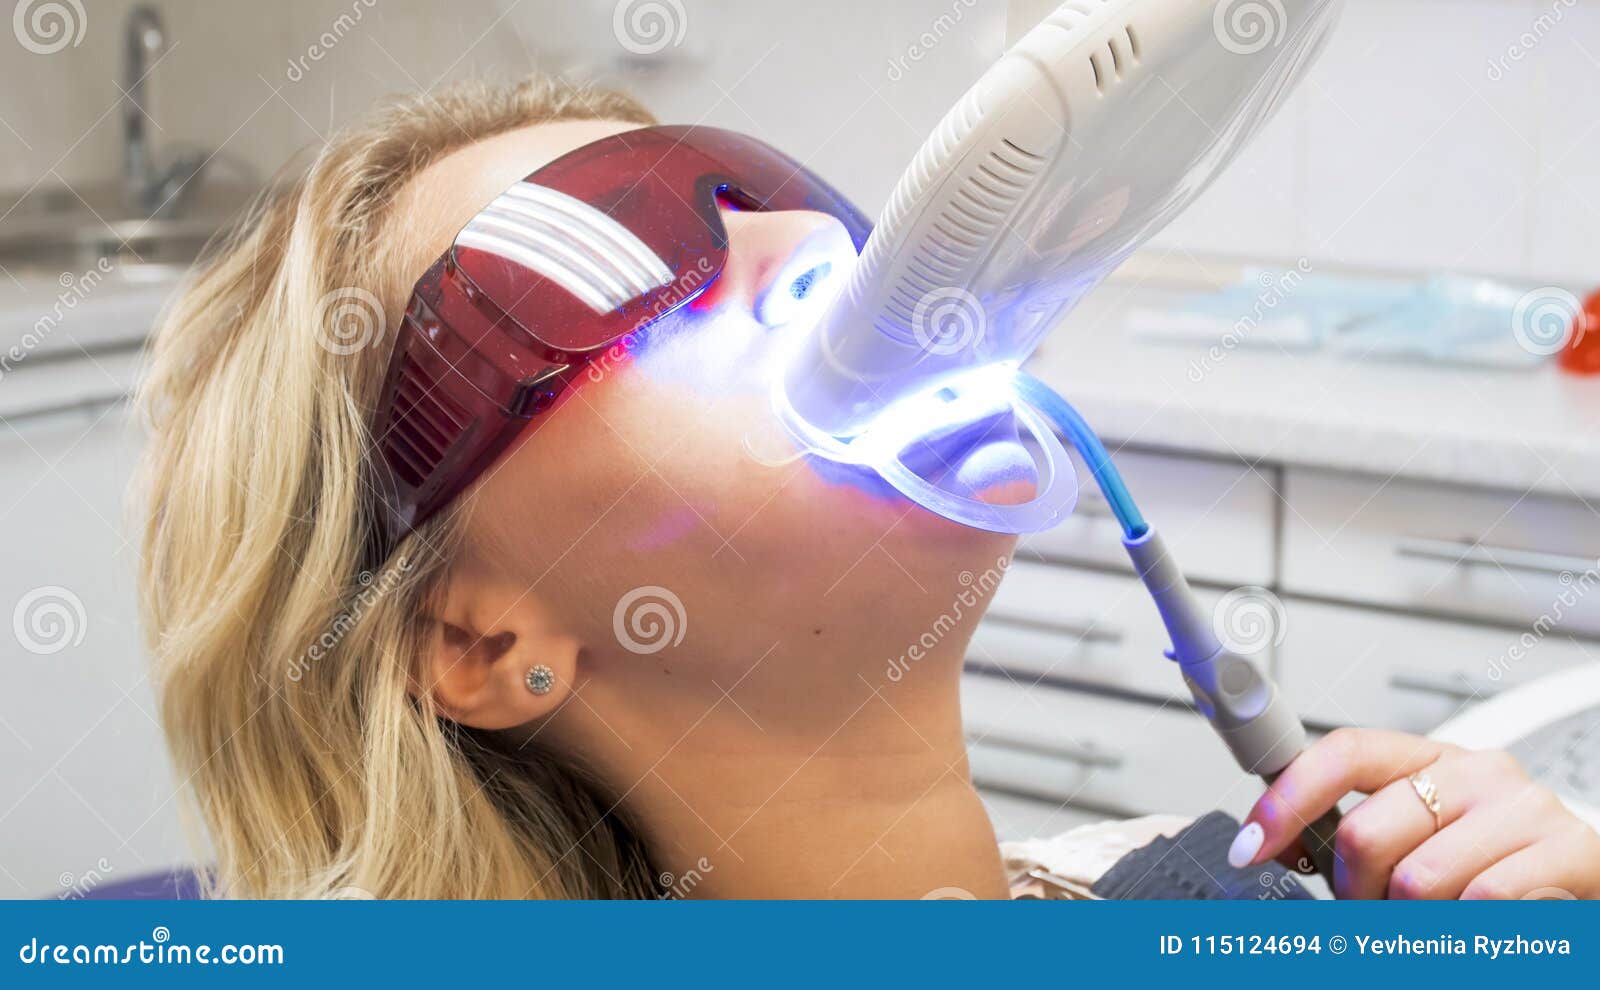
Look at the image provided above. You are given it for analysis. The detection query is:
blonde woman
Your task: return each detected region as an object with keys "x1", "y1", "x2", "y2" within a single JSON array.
[{"x1": 137, "y1": 76, "x2": 1600, "y2": 900}]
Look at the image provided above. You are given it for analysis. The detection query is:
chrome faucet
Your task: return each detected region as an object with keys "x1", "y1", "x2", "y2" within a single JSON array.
[{"x1": 122, "y1": 5, "x2": 207, "y2": 219}]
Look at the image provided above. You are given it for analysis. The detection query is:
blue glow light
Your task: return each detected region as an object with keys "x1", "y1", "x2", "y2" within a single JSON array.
[{"x1": 772, "y1": 363, "x2": 1082, "y2": 534}]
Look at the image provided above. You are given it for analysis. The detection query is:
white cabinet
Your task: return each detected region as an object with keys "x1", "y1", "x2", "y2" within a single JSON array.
[
  {"x1": 975, "y1": 561, "x2": 1241, "y2": 700},
  {"x1": 1019, "y1": 447, "x2": 1277, "y2": 587},
  {"x1": 1275, "y1": 598, "x2": 1595, "y2": 735},
  {"x1": 962, "y1": 674, "x2": 1262, "y2": 821},
  {"x1": 0, "y1": 395, "x2": 190, "y2": 897},
  {"x1": 1282, "y1": 468, "x2": 1600, "y2": 637},
  {"x1": 967, "y1": 448, "x2": 1600, "y2": 834}
]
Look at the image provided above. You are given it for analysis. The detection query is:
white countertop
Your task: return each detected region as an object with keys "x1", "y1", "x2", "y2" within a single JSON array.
[
  {"x1": 0, "y1": 265, "x2": 173, "y2": 419},
  {"x1": 0, "y1": 347, "x2": 141, "y2": 423},
  {"x1": 1026, "y1": 261, "x2": 1600, "y2": 502},
  {"x1": 0, "y1": 268, "x2": 175, "y2": 363},
  {"x1": 0, "y1": 270, "x2": 165, "y2": 422}
]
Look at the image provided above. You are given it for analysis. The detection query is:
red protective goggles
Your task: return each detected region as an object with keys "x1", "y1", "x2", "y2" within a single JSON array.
[{"x1": 368, "y1": 125, "x2": 870, "y2": 554}]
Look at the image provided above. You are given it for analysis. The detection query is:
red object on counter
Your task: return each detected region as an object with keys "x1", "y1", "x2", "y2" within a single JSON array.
[{"x1": 1560, "y1": 288, "x2": 1600, "y2": 375}]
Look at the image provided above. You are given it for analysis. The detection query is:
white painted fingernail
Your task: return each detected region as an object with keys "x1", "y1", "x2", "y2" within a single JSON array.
[{"x1": 1228, "y1": 821, "x2": 1264, "y2": 869}]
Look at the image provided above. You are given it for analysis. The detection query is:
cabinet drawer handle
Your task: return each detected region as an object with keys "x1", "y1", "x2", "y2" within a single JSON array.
[
  {"x1": 967, "y1": 728, "x2": 1125, "y2": 770},
  {"x1": 1388, "y1": 669, "x2": 1503, "y2": 703},
  {"x1": 1396, "y1": 537, "x2": 1599, "y2": 580},
  {"x1": 982, "y1": 613, "x2": 1124, "y2": 645}
]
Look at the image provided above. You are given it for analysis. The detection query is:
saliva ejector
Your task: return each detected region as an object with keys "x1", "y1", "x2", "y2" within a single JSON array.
[{"x1": 776, "y1": 0, "x2": 1347, "y2": 876}]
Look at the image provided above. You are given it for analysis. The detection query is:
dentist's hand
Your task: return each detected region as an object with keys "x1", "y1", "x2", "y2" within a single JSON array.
[{"x1": 1227, "y1": 728, "x2": 1600, "y2": 899}]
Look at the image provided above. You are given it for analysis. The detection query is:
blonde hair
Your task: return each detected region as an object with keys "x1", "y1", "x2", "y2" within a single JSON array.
[{"x1": 136, "y1": 77, "x2": 659, "y2": 899}]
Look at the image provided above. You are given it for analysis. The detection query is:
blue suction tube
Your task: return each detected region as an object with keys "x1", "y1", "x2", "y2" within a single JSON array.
[
  {"x1": 1012, "y1": 370, "x2": 1342, "y2": 881},
  {"x1": 1013, "y1": 372, "x2": 1147, "y2": 541}
]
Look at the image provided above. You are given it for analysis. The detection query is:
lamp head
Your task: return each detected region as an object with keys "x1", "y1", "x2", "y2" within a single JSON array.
[{"x1": 776, "y1": 0, "x2": 1342, "y2": 532}]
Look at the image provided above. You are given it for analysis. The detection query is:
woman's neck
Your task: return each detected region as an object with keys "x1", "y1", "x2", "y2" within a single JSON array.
[
  {"x1": 580, "y1": 655, "x2": 1009, "y2": 900},
  {"x1": 653, "y1": 721, "x2": 1005, "y2": 898}
]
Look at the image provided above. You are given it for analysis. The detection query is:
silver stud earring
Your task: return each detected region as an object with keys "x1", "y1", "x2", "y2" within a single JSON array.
[{"x1": 525, "y1": 664, "x2": 555, "y2": 696}]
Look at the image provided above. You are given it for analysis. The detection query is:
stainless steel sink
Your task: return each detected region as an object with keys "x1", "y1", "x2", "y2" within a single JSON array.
[
  {"x1": 0, "y1": 180, "x2": 257, "y2": 276},
  {"x1": 0, "y1": 6, "x2": 262, "y2": 281}
]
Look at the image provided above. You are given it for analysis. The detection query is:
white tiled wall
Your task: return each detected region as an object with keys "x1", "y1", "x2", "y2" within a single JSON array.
[
  {"x1": 0, "y1": 0, "x2": 1003, "y2": 222},
  {"x1": 0, "y1": 0, "x2": 538, "y2": 197},
  {"x1": 1148, "y1": 0, "x2": 1600, "y2": 285},
  {"x1": 0, "y1": 0, "x2": 1595, "y2": 280}
]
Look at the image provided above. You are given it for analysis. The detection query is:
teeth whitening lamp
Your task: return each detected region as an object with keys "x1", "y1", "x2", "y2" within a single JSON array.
[{"x1": 778, "y1": 0, "x2": 1346, "y2": 874}]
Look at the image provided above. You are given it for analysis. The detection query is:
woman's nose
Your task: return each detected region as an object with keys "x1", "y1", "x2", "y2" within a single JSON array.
[{"x1": 707, "y1": 208, "x2": 858, "y2": 329}]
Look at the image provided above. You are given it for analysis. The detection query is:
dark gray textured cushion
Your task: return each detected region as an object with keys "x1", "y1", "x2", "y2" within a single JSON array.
[{"x1": 1092, "y1": 812, "x2": 1316, "y2": 900}]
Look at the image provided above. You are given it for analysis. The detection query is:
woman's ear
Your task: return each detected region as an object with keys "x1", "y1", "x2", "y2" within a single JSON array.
[{"x1": 419, "y1": 561, "x2": 581, "y2": 730}]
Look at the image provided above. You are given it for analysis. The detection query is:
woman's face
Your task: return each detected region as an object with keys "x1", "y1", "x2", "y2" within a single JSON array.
[{"x1": 390, "y1": 120, "x2": 1024, "y2": 733}]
